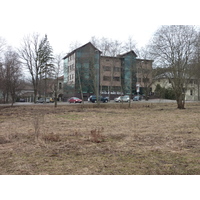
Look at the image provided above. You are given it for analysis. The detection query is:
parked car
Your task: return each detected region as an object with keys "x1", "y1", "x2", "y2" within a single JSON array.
[
  {"x1": 19, "y1": 98, "x2": 25, "y2": 102},
  {"x1": 36, "y1": 98, "x2": 45, "y2": 103},
  {"x1": 68, "y1": 97, "x2": 82, "y2": 103},
  {"x1": 36, "y1": 97, "x2": 53, "y2": 103},
  {"x1": 88, "y1": 95, "x2": 109, "y2": 103},
  {"x1": 114, "y1": 95, "x2": 130, "y2": 102},
  {"x1": 133, "y1": 95, "x2": 142, "y2": 101},
  {"x1": 46, "y1": 97, "x2": 54, "y2": 103}
]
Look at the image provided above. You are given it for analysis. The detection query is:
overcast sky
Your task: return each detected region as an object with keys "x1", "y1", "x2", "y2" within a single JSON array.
[{"x1": 1, "y1": 0, "x2": 199, "y2": 55}]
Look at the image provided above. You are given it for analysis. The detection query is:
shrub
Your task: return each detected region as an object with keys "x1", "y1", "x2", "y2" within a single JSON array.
[
  {"x1": 89, "y1": 127, "x2": 105, "y2": 143},
  {"x1": 155, "y1": 84, "x2": 175, "y2": 100}
]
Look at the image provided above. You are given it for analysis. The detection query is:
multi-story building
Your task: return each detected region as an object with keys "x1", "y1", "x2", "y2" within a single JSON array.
[
  {"x1": 63, "y1": 42, "x2": 153, "y2": 100},
  {"x1": 63, "y1": 42, "x2": 101, "y2": 100}
]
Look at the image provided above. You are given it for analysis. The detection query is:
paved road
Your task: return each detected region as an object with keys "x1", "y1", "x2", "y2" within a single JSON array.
[{"x1": 0, "y1": 99, "x2": 187, "y2": 107}]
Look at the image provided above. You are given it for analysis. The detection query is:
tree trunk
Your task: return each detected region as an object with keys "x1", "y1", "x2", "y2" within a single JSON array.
[
  {"x1": 54, "y1": 84, "x2": 57, "y2": 108},
  {"x1": 34, "y1": 88, "x2": 37, "y2": 103},
  {"x1": 176, "y1": 95, "x2": 185, "y2": 109},
  {"x1": 198, "y1": 79, "x2": 200, "y2": 101}
]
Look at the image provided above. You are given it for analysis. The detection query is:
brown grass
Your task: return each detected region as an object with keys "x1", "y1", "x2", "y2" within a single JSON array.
[{"x1": 0, "y1": 102, "x2": 200, "y2": 174}]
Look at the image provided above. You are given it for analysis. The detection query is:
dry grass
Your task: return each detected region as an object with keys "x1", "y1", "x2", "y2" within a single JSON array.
[{"x1": 0, "y1": 102, "x2": 200, "y2": 174}]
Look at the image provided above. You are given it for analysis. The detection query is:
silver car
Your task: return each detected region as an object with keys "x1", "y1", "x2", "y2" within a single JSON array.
[
  {"x1": 114, "y1": 95, "x2": 130, "y2": 102},
  {"x1": 133, "y1": 96, "x2": 142, "y2": 101},
  {"x1": 36, "y1": 98, "x2": 50, "y2": 103}
]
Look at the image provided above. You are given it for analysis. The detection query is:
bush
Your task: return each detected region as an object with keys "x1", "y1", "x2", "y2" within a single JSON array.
[
  {"x1": 155, "y1": 84, "x2": 175, "y2": 100},
  {"x1": 89, "y1": 128, "x2": 105, "y2": 143}
]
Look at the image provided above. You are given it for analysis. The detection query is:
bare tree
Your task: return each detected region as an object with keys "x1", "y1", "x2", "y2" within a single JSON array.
[
  {"x1": 191, "y1": 31, "x2": 200, "y2": 100},
  {"x1": 109, "y1": 40, "x2": 123, "y2": 56},
  {"x1": 90, "y1": 37, "x2": 123, "y2": 57},
  {"x1": 18, "y1": 33, "x2": 54, "y2": 103},
  {"x1": 136, "y1": 47, "x2": 154, "y2": 100},
  {"x1": 150, "y1": 25, "x2": 197, "y2": 109},
  {"x1": 123, "y1": 36, "x2": 138, "y2": 54},
  {"x1": 53, "y1": 53, "x2": 64, "y2": 107},
  {"x1": 69, "y1": 41, "x2": 82, "y2": 52},
  {"x1": 0, "y1": 37, "x2": 6, "y2": 56},
  {"x1": 136, "y1": 59, "x2": 153, "y2": 100},
  {"x1": 0, "y1": 61, "x2": 7, "y2": 102},
  {"x1": 97, "y1": 37, "x2": 110, "y2": 56},
  {"x1": 0, "y1": 48, "x2": 23, "y2": 105},
  {"x1": 38, "y1": 35, "x2": 54, "y2": 101}
]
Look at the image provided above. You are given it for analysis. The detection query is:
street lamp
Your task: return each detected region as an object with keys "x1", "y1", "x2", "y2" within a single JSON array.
[
  {"x1": 136, "y1": 66, "x2": 140, "y2": 96},
  {"x1": 94, "y1": 49, "x2": 100, "y2": 103}
]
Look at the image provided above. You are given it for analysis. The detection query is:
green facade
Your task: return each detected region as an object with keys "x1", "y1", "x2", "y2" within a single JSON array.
[
  {"x1": 63, "y1": 42, "x2": 100, "y2": 100},
  {"x1": 121, "y1": 52, "x2": 137, "y2": 96}
]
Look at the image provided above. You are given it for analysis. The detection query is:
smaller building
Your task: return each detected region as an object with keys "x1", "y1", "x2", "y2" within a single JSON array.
[
  {"x1": 152, "y1": 75, "x2": 199, "y2": 101},
  {"x1": 17, "y1": 84, "x2": 34, "y2": 102},
  {"x1": 38, "y1": 76, "x2": 64, "y2": 101}
]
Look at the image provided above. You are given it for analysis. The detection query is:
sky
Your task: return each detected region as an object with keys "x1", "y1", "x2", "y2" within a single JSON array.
[{"x1": 1, "y1": 0, "x2": 199, "y2": 55}]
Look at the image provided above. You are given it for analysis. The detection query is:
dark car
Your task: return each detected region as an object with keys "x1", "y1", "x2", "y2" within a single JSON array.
[
  {"x1": 133, "y1": 96, "x2": 142, "y2": 101},
  {"x1": 88, "y1": 95, "x2": 109, "y2": 103},
  {"x1": 19, "y1": 98, "x2": 25, "y2": 102},
  {"x1": 68, "y1": 97, "x2": 82, "y2": 103}
]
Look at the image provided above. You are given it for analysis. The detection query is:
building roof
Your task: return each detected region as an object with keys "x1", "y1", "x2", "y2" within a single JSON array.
[
  {"x1": 118, "y1": 50, "x2": 138, "y2": 58},
  {"x1": 63, "y1": 42, "x2": 101, "y2": 59}
]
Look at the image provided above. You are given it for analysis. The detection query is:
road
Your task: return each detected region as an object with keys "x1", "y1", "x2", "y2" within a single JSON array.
[{"x1": 0, "y1": 99, "x2": 181, "y2": 107}]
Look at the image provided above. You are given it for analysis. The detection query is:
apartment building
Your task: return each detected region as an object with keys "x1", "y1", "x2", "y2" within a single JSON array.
[
  {"x1": 100, "y1": 56, "x2": 122, "y2": 95},
  {"x1": 63, "y1": 42, "x2": 153, "y2": 100},
  {"x1": 63, "y1": 42, "x2": 101, "y2": 100}
]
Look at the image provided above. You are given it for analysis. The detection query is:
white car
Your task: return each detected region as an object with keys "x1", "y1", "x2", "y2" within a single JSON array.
[{"x1": 114, "y1": 95, "x2": 130, "y2": 102}]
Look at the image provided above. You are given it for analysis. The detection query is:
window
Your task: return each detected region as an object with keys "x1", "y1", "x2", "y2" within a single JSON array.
[
  {"x1": 113, "y1": 77, "x2": 120, "y2": 81},
  {"x1": 114, "y1": 67, "x2": 120, "y2": 72},
  {"x1": 190, "y1": 89, "x2": 193, "y2": 96},
  {"x1": 103, "y1": 66, "x2": 111, "y2": 71},
  {"x1": 59, "y1": 82, "x2": 62, "y2": 89},
  {"x1": 103, "y1": 76, "x2": 111, "y2": 81}
]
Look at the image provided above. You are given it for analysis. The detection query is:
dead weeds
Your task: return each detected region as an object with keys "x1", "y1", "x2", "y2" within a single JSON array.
[{"x1": 0, "y1": 103, "x2": 200, "y2": 174}]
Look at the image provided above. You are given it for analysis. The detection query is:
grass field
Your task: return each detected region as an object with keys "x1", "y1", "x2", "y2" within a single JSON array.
[{"x1": 0, "y1": 102, "x2": 200, "y2": 175}]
